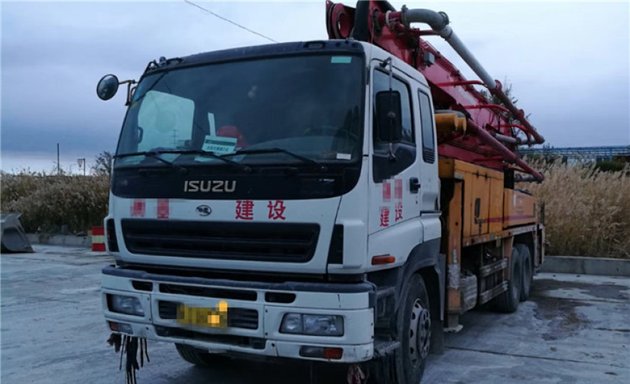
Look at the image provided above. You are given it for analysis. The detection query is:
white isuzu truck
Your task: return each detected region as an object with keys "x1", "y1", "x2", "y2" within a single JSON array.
[{"x1": 97, "y1": 2, "x2": 545, "y2": 383}]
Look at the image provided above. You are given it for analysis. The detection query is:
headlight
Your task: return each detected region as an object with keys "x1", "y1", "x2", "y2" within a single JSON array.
[
  {"x1": 108, "y1": 294, "x2": 144, "y2": 316},
  {"x1": 281, "y1": 313, "x2": 303, "y2": 333},
  {"x1": 280, "y1": 313, "x2": 344, "y2": 336}
]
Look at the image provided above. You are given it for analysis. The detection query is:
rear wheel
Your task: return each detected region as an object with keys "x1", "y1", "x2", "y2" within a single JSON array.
[
  {"x1": 371, "y1": 274, "x2": 431, "y2": 384},
  {"x1": 175, "y1": 344, "x2": 229, "y2": 367},
  {"x1": 516, "y1": 244, "x2": 533, "y2": 301},
  {"x1": 494, "y1": 246, "x2": 521, "y2": 313}
]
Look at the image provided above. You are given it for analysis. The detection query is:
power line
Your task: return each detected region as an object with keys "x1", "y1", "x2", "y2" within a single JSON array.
[{"x1": 184, "y1": 0, "x2": 278, "y2": 43}]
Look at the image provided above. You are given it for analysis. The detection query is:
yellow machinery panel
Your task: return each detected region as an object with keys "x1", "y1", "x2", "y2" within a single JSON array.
[
  {"x1": 503, "y1": 189, "x2": 537, "y2": 228},
  {"x1": 439, "y1": 159, "x2": 504, "y2": 238},
  {"x1": 466, "y1": 171, "x2": 488, "y2": 236},
  {"x1": 440, "y1": 158, "x2": 542, "y2": 329},
  {"x1": 489, "y1": 177, "x2": 504, "y2": 234}
]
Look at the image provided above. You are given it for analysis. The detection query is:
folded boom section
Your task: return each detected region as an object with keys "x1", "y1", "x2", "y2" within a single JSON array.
[{"x1": 326, "y1": 0, "x2": 545, "y2": 180}]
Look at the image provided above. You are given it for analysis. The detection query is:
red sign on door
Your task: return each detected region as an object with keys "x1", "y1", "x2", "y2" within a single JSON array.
[
  {"x1": 379, "y1": 207, "x2": 390, "y2": 227},
  {"x1": 383, "y1": 181, "x2": 391, "y2": 202},
  {"x1": 395, "y1": 201, "x2": 403, "y2": 222},
  {"x1": 394, "y1": 179, "x2": 403, "y2": 200}
]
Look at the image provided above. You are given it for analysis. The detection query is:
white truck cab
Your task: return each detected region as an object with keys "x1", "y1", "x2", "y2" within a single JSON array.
[{"x1": 101, "y1": 39, "x2": 444, "y2": 383}]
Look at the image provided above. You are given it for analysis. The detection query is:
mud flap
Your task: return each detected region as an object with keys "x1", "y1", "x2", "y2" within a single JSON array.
[
  {"x1": 107, "y1": 333, "x2": 150, "y2": 384},
  {"x1": 347, "y1": 364, "x2": 367, "y2": 384},
  {"x1": 1, "y1": 213, "x2": 33, "y2": 253}
]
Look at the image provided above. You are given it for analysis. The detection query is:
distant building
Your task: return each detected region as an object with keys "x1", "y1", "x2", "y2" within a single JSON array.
[{"x1": 519, "y1": 145, "x2": 630, "y2": 163}]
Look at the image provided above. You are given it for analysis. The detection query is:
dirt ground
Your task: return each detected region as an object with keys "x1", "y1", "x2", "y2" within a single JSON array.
[{"x1": 2, "y1": 245, "x2": 629, "y2": 383}]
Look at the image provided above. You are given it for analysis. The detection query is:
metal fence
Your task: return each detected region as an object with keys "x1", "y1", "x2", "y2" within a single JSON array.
[{"x1": 519, "y1": 146, "x2": 630, "y2": 161}]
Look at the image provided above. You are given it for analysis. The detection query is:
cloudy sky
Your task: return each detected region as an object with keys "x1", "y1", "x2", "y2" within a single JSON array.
[{"x1": 1, "y1": 0, "x2": 629, "y2": 173}]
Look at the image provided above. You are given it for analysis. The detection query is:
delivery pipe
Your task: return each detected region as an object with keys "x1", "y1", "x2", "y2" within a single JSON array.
[
  {"x1": 392, "y1": 7, "x2": 545, "y2": 144},
  {"x1": 493, "y1": 133, "x2": 535, "y2": 146},
  {"x1": 466, "y1": 120, "x2": 544, "y2": 181},
  {"x1": 494, "y1": 133, "x2": 519, "y2": 145}
]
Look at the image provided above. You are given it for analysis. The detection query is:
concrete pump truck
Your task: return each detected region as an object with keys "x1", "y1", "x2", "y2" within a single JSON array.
[{"x1": 97, "y1": 1, "x2": 545, "y2": 383}]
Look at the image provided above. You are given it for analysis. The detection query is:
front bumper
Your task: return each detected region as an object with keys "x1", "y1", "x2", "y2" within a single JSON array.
[{"x1": 101, "y1": 266, "x2": 375, "y2": 363}]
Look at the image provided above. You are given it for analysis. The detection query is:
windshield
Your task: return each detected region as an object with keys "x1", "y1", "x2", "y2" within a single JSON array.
[{"x1": 115, "y1": 53, "x2": 364, "y2": 168}]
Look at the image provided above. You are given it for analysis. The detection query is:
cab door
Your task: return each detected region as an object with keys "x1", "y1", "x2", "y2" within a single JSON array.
[
  {"x1": 367, "y1": 65, "x2": 423, "y2": 238},
  {"x1": 415, "y1": 87, "x2": 441, "y2": 241}
]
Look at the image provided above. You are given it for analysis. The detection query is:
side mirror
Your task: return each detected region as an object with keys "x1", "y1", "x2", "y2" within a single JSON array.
[
  {"x1": 375, "y1": 90, "x2": 403, "y2": 143},
  {"x1": 96, "y1": 74, "x2": 120, "y2": 100}
]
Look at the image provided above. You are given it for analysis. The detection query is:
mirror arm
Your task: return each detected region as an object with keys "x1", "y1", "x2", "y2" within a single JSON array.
[
  {"x1": 118, "y1": 80, "x2": 137, "y2": 106},
  {"x1": 379, "y1": 57, "x2": 394, "y2": 91}
]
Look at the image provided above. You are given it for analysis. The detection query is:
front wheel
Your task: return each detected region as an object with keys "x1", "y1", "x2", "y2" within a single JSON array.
[{"x1": 372, "y1": 274, "x2": 431, "y2": 384}]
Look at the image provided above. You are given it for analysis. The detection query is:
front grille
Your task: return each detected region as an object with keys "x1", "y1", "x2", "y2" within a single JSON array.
[
  {"x1": 158, "y1": 301, "x2": 259, "y2": 330},
  {"x1": 159, "y1": 283, "x2": 257, "y2": 301},
  {"x1": 121, "y1": 219, "x2": 319, "y2": 262}
]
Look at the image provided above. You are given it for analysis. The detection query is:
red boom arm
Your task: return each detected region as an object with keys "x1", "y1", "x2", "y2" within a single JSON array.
[{"x1": 326, "y1": 0, "x2": 544, "y2": 181}]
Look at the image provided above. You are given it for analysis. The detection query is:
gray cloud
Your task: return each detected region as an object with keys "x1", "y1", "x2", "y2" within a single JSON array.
[
  {"x1": 1, "y1": 2, "x2": 324, "y2": 166},
  {"x1": 1, "y1": 1, "x2": 629, "y2": 173}
]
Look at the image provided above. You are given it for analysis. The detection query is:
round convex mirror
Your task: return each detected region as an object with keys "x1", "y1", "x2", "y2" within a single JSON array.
[{"x1": 96, "y1": 74, "x2": 120, "y2": 100}]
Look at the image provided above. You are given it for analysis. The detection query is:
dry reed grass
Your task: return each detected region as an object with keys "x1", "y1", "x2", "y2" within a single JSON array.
[
  {"x1": 520, "y1": 160, "x2": 630, "y2": 258},
  {"x1": 2, "y1": 162, "x2": 628, "y2": 258},
  {"x1": 1, "y1": 171, "x2": 109, "y2": 233}
]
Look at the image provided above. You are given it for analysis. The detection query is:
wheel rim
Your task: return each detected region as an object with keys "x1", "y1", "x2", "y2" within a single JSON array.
[{"x1": 409, "y1": 298, "x2": 431, "y2": 364}]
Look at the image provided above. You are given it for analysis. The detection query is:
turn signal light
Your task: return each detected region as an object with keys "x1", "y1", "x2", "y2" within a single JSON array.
[
  {"x1": 323, "y1": 347, "x2": 343, "y2": 360},
  {"x1": 108, "y1": 321, "x2": 133, "y2": 334},
  {"x1": 299, "y1": 346, "x2": 343, "y2": 360},
  {"x1": 371, "y1": 254, "x2": 396, "y2": 265}
]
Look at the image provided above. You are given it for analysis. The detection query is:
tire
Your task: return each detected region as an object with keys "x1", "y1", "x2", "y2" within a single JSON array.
[
  {"x1": 494, "y1": 246, "x2": 521, "y2": 313},
  {"x1": 175, "y1": 344, "x2": 228, "y2": 367},
  {"x1": 516, "y1": 244, "x2": 533, "y2": 301},
  {"x1": 372, "y1": 274, "x2": 431, "y2": 384}
]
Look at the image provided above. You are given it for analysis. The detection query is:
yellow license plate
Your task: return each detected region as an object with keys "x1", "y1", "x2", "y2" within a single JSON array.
[{"x1": 177, "y1": 300, "x2": 228, "y2": 328}]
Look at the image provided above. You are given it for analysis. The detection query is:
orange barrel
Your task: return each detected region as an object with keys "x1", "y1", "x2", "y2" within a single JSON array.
[{"x1": 92, "y1": 226, "x2": 106, "y2": 252}]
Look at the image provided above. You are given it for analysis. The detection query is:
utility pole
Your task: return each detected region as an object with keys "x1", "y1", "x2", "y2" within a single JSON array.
[
  {"x1": 78, "y1": 158, "x2": 86, "y2": 176},
  {"x1": 57, "y1": 143, "x2": 60, "y2": 175}
]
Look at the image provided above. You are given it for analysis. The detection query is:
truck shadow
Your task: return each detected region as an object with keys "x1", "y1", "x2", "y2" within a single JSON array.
[{"x1": 170, "y1": 358, "x2": 349, "y2": 384}]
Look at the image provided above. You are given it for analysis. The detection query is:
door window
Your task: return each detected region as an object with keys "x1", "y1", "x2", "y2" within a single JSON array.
[
  {"x1": 418, "y1": 91, "x2": 436, "y2": 163},
  {"x1": 372, "y1": 69, "x2": 416, "y2": 182}
]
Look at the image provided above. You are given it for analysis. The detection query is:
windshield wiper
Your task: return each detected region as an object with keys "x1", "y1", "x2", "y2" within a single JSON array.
[
  {"x1": 222, "y1": 148, "x2": 326, "y2": 170},
  {"x1": 171, "y1": 150, "x2": 252, "y2": 172},
  {"x1": 115, "y1": 150, "x2": 252, "y2": 173},
  {"x1": 114, "y1": 151, "x2": 189, "y2": 173}
]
